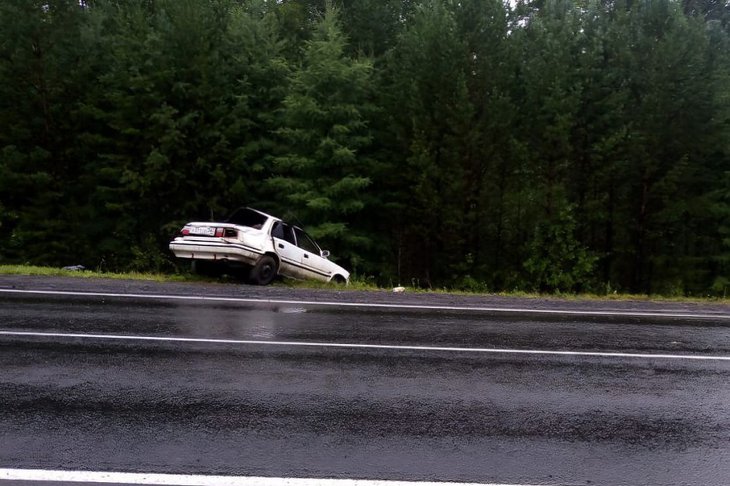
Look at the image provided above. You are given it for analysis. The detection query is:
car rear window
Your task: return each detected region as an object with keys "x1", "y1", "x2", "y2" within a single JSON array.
[{"x1": 225, "y1": 208, "x2": 268, "y2": 228}]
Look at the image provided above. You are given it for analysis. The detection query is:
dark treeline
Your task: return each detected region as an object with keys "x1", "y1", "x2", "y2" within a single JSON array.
[{"x1": 1, "y1": 0, "x2": 729, "y2": 295}]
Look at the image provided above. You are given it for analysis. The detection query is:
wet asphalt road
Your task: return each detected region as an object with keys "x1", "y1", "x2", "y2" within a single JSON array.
[{"x1": 1, "y1": 278, "x2": 729, "y2": 486}]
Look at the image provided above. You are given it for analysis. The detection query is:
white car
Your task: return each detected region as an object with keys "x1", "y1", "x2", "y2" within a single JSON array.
[{"x1": 169, "y1": 207, "x2": 350, "y2": 285}]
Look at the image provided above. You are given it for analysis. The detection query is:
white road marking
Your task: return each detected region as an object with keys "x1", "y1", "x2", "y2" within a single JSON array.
[
  {"x1": 1, "y1": 330, "x2": 728, "y2": 361},
  {"x1": 1, "y1": 288, "x2": 728, "y2": 320},
  {"x1": 0, "y1": 469, "x2": 546, "y2": 486}
]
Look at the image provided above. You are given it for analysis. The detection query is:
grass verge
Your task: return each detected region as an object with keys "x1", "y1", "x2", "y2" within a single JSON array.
[
  {"x1": 0, "y1": 265, "x2": 727, "y2": 303},
  {"x1": 0, "y1": 264, "x2": 378, "y2": 290},
  {"x1": 0, "y1": 265, "x2": 192, "y2": 282}
]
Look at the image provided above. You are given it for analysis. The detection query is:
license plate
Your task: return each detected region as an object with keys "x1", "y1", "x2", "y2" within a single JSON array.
[{"x1": 189, "y1": 226, "x2": 215, "y2": 236}]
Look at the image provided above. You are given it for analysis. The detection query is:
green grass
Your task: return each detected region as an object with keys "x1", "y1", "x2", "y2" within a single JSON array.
[
  {"x1": 401, "y1": 283, "x2": 729, "y2": 303},
  {"x1": 0, "y1": 264, "x2": 378, "y2": 290},
  {"x1": 275, "y1": 274, "x2": 380, "y2": 291},
  {"x1": 0, "y1": 264, "x2": 727, "y2": 303},
  {"x1": 0, "y1": 264, "x2": 192, "y2": 282}
]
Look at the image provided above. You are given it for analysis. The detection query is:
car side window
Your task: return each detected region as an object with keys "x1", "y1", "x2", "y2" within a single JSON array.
[
  {"x1": 272, "y1": 222, "x2": 296, "y2": 245},
  {"x1": 284, "y1": 225, "x2": 296, "y2": 245},
  {"x1": 294, "y1": 228, "x2": 320, "y2": 254}
]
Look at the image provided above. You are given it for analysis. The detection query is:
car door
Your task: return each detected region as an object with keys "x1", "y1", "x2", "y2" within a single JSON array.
[
  {"x1": 293, "y1": 227, "x2": 331, "y2": 282},
  {"x1": 270, "y1": 222, "x2": 308, "y2": 279}
]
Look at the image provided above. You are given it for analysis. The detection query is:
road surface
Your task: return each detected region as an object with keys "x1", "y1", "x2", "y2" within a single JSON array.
[{"x1": 0, "y1": 277, "x2": 729, "y2": 486}]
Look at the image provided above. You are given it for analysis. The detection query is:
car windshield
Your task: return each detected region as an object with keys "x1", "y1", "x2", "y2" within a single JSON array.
[{"x1": 224, "y1": 208, "x2": 268, "y2": 228}]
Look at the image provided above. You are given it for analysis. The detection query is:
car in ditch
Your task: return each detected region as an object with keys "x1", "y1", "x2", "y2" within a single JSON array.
[{"x1": 169, "y1": 207, "x2": 350, "y2": 285}]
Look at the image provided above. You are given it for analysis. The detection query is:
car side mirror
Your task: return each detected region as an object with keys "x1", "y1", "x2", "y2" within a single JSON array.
[{"x1": 321, "y1": 250, "x2": 330, "y2": 259}]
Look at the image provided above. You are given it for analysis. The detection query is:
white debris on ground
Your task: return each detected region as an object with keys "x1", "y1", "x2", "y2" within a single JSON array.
[
  {"x1": 62, "y1": 265, "x2": 86, "y2": 271},
  {"x1": 392, "y1": 286, "x2": 406, "y2": 293}
]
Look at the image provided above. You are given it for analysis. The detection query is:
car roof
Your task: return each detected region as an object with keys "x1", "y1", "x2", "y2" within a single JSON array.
[
  {"x1": 245, "y1": 207, "x2": 278, "y2": 220},
  {"x1": 246, "y1": 208, "x2": 307, "y2": 230},
  {"x1": 241, "y1": 207, "x2": 317, "y2": 243},
  {"x1": 233, "y1": 207, "x2": 310, "y2": 231},
  {"x1": 225, "y1": 206, "x2": 280, "y2": 222}
]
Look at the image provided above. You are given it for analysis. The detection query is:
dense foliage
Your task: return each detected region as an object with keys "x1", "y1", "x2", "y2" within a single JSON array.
[{"x1": 1, "y1": 0, "x2": 729, "y2": 295}]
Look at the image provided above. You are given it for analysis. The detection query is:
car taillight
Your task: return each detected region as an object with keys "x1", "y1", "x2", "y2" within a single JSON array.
[
  {"x1": 181, "y1": 227, "x2": 190, "y2": 236},
  {"x1": 215, "y1": 228, "x2": 225, "y2": 237}
]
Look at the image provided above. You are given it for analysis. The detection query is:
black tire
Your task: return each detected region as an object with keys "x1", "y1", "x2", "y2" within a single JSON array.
[
  {"x1": 249, "y1": 255, "x2": 278, "y2": 285},
  {"x1": 332, "y1": 274, "x2": 347, "y2": 285},
  {"x1": 191, "y1": 260, "x2": 221, "y2": 277}
]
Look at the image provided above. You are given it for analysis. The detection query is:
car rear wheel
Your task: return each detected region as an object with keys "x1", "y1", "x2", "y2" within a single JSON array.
[{"x1": 249, "y1": 255, "x2": 278, "y2": 285}]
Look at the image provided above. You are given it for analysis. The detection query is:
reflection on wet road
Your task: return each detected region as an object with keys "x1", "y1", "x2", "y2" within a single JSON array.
[{"x1": 1, "y1": 292, "x2": 729, "y2": 486}]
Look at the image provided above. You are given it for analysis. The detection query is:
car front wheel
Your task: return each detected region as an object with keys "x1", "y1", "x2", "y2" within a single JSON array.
[{"x1": 249, "y1": 255, "x2": 278, "y2": 285}]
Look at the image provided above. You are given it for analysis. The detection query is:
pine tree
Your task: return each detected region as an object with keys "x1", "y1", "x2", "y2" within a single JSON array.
[
  {"x1": 512, "y1": 0, "x2": 598, "y2": 291},
  {"x1": 269, "y1": 4, "x2": 374, "y2": 267},
  {"x1": 0, "y1": 0, "x2": 91, "y2": 264},
  {"x1": 380, "y1": 0, "x2": 473, "y2": 286},
  {"x1": 80, "y1": 0, "x2": 289, "y2": 270}
]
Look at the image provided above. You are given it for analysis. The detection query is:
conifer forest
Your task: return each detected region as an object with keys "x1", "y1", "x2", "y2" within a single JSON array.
[{"x1": 1, "y1": 0, "x2": 729, "y2": 295}]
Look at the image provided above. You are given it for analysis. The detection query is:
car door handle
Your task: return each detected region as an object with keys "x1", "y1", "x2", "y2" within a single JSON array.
[
  {"x1": 278, "y1": 243, "x2": 284, "y2": 249},
  {"x1": 303, "y1": 254, "x2": 309, "y2": 259}
]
